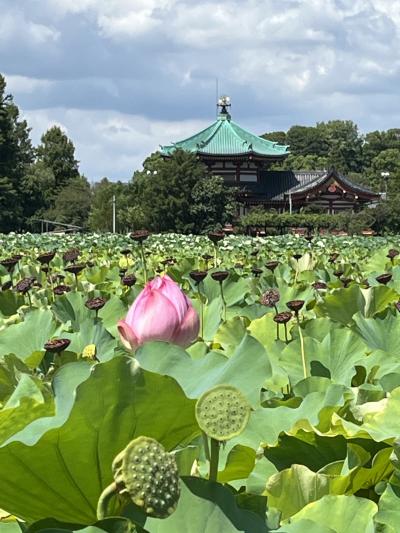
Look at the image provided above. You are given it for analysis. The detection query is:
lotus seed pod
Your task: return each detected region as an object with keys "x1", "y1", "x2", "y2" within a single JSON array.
[
  {"x1": 111, "y1": 436, "x2": 180, "y2": 518},
  {"x1": 195, "y1": 384, "x2": 251, "y2": 441}
]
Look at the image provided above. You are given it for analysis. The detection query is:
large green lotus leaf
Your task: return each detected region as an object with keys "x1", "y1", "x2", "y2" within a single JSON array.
[
  {"x1": 64, "y1": 319, "x2": 117, "y2": 361},
  {"x1": 201, "y1": 273, "x2": 251, "y2": 307},
  {"x1": 316, "y1": 329, "x2": 367, "y2": 386},
  {"x1": 288, "y1": 494, "x2": 377, "y2": 533},
  {"x1": 0, "y1": 291, "x2": 24, "y2": 318},
  {"x1": 202, "y1": 297, "x2": 223, "y2": 341},
  {"x1": 374, "y1": 480, "x2": 400, "y2": 532},
  {"x1": 282, "y1": 327, "x2": 367, "y2": 387},
  {"x1": 352, "y1": 312, "x2": 400, "y2": 356},
  {"x1": 246, "y1": 457, "x2": 278, "y2": 495},
  {"x1": 248, "y1": 312, "x2": 282, "y2": 352},
  {"x1": 136, "y1": 335, "x2": 271, "y2": 406},
  {"x1": 264, "y1": 431, "x2": 347, "y2": 472},
  {"x1": 339, "y1": 387, "x2": 400, "y2": 441},
  {"x1": 52, "y1": 292, "x2": 93, "y2": 331},
  {"x1": 144, "y1": 477, "x2": 268, "y2": 533},
  {"x1": 218, "y1": 445, "x2": 256, "y2": 483},
  {"x1": 0, "y1": 374, "x2": 54, "y2": 444},
  {"x1": 300, "y1": 317, "x2": 343, "y2": 342},
  {"x1": 229, "y1": 384, "x2": 349, "y2": 450},
  {"x1": 314, "y1": 285, "x2": 364, "y2": 324},
  {"x1": 265, "y1": 464, "x2": 349, "y2": 519},
  {"x1": 0, "y1": 309, "x2": 59, "y2": 367},
  {"x1": 213, "y1": 316, "x2": 248, "y2": 353},
  {"x1": 363, "y1": 247, "x2": 390, "y2": 274},
  {"x1": 276, "y1": 520, "x2": 334, "y2": 533},
  {"x1": 259, "y1": 279, "x2": 313, "y2": 313},
  {"x1": 0, "y1": 357, "x2": 198, "y2": 524},
  {"x1": 0, "y1": 524, "x2": 22, "y2": 533},
  {"x1": 26, "y1": 517, "x2": 132, "y2": 533},
  {"x1": 279, "y1": 335, "x2": 322, "y2": 386},
  {"x1": 98, "y1": 296, "x2": 127, "y2": 338},
  {"x1": 361, "y1": 286, "x2": 398, "y2": 318}
]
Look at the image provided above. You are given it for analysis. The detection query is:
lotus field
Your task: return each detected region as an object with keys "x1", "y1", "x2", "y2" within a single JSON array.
[{"x1": 3, "y1": 231, "x2": 400, "y2": 532}]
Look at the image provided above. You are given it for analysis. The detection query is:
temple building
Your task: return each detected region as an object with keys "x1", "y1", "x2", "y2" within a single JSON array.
[{"x1": 160, "y1": 96, "x2": 380, "y2": 214}]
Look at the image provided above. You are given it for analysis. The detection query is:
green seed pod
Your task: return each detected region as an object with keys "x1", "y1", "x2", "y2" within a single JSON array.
[
  {"x1": 195, "y1": 384, "x2": 251, "y2": 441},
  {"x1": 112, "y1": 436, "x2": 180, "y2": 518}
]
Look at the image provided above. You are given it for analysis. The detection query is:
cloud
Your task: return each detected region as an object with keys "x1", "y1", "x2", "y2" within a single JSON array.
[
  {"x1": 1, "y1": 0, "x2": 400, "y2": 179},
  {"x1": 23, "y1": 107, "x2": 209, "y2": 180}
]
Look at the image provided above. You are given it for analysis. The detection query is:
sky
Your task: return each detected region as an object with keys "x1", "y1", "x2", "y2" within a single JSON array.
[{"x1": 1, "y1": 0, "x2": 400, "y2": 181}]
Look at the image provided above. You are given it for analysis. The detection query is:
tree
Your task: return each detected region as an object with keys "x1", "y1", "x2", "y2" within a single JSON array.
[
  {"x1": 370, "y1": 148, "x2": 400, "y2": 195},
  {"x1": 190, "y1": 175, "x2": 237, "y2": 233},
  {"x1": 89, "y1": 178, "x2": 132, "y2": 232},
  {"x1": 317, "y1": 120, "x2": 364, "y2": 173},
  {"x1": 261, "y1": 131, "x2": 287, "y2": 145},
  {"x1": 127, "y1": 150, "x2": 235, "y2": 233},
  {"x1": 36, "y1": 126, "x2": 79, "y2": 190},
  {"x1": 21, "y1": 161, "x2": 56, "y2": 223},
  {"x1": 363, "y1": 129, "x2": 400, "y2": 167},
  {"x1": 281, "y1": 154, "x2": 328, "y2": 171},
  {"x1": 286, "y1": 126, "x2": 329, "y2": 157},
  {"x1": 0, "y1": 74, "x2": 34, "y2": 231},
  {"x1": 44, "y1": 176, "x2": 91, "y2": 229}
]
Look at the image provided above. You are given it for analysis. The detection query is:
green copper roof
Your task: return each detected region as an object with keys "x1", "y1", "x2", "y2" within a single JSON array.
[{"x1": 160, "y1": 112, "x2": 289, "y2": 158}]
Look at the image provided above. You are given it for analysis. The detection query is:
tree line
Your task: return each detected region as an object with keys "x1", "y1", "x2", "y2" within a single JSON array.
[
  {"x1": 0, "y1": 74, "x2": 236, "y2": 233},
  {"x1": 1, "y1": 72, "x2": 399, "y2": 233},
  {"x1": 262, "y1": 122, "x2": 400, "y2": 194}
]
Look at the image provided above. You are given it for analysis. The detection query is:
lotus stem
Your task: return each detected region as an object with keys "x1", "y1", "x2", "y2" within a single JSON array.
[
  {"x1": 198, "y1": 284, "x2": 204, "y2": 339},
  {"x1": 27, "y1": 291, "x2": 32, "y2": 309},
  {"x1": 274, "y1": 304, "x2": 280, "y2": 341},
  {"x1": 97, "y1": 481, "x2": 118, "y2": 520},
  {"x1": 209, "y1": 438, "x2": 220, "y2": 482},
  {"x1": 213, "y1": 244, "x2": 218, "y2": 268},
  {"x1": 219, "y1": 281, "x2": 227, "y2": 322},
  {"x1": 140, "y1": 242, "x2": 148, "y2": 284},
  {"x1": 284, "y1": 322, "x2": 289, "y2": 343},
  {"x1": 202, "y1": 431, "x2": 211, "y2": 462},
  {"x1": 297, "y1": 314, "x2": 307, "y2": 379}
]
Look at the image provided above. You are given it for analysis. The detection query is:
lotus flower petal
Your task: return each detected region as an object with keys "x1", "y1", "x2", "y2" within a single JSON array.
[
  {"x1": 130, "y1": 288, "x2": 180, "y2": 344},
  {"x1": 172, "y1": 304, "x2": 200, "y2": 347},
  {"x1": 117, "y1": 320, "x2": 139, "y2": 351}
]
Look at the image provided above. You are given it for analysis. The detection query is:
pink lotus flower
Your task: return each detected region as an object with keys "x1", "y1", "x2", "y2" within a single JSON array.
[{"x1": 118, "y1": 274, "x2": 200, "y2": 351}]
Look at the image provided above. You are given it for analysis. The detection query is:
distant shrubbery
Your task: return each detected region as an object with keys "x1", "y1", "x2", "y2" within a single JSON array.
[{"x1": 239, "y1": 198, "x2": 400, "y2": 235}]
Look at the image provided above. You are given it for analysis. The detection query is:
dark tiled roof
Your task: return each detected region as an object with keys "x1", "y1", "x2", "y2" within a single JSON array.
[{"x1": 238, "y1": 169, "x2": 378, "y2": 200}]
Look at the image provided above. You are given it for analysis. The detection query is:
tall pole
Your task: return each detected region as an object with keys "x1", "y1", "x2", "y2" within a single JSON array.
[
  {"x1": 112, "y1": 195, "x2": 116, "y2": 233},
  {"x1": 289, "y1": 191, "x2": 292, "y2": 214},
  {"x1": 216, "y1": 77, "x2": 219, "y2": 117}
]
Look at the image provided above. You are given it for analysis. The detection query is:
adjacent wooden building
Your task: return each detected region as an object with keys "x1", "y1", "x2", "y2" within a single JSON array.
[{"x1": 160, "y1": 97, "x2": 380, "y2": 213}]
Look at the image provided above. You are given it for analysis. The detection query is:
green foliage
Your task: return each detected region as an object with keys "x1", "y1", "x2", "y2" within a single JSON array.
[
  {"x1": 88, "y1": 178, "x2": 133, "y2": 233},
  {"x1": 36, "y1": 126, "x2": 79, "y2": 190},
  {"x1": 127, "y1": 150, "x2": 235, "y2": 233},
  {"x1": 239, "y1": 209, "x2": 374, "y2": 235},
  {"x1": 1, "y1": 233, "x2": 400, "y2": 529},
  {"x1": 190, "y1": 175, "x2": 237, "y2": 233},
  {"x1": 0, "y1": 74, "x2": 34, "y2": 231},
  {"x1": 43, "y1": 176, "x2": 92, "y2": 229}
]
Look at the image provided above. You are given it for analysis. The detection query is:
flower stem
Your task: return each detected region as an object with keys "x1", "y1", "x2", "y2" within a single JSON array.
[
  {"x1": 27, "y1": 291, "x2": 32, "y2": 309},
  {"x1": 140, "y1": 242, "x2": 148, "y2": 284},
  {"x1": 274, "y1": 304, "x2": 279, "y2": 341},
  {"x1": 209, "y1": 438, "x2": 220, "y2": 482},
  {"x1": 219, "y1": 282, "x2": 227, "y2": 322},
  {"x1": 284, "y1": 322, "x2": 289, "y2": 343},
  {"x1": 97, "y1": 481, "x2": 118, "y2": 520},
  {"x1": 213, "y1": 244, "x2": 218, "y2": 268},
  {"x1": 198, "y1": 284, "x2": 204, "y2": 339},
  {"x1": 202, "y1": 431, "x2": 210, "y2": 462},
  {"x1": 297, "y1": 314, "x2": 307, "y2": 379}
]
